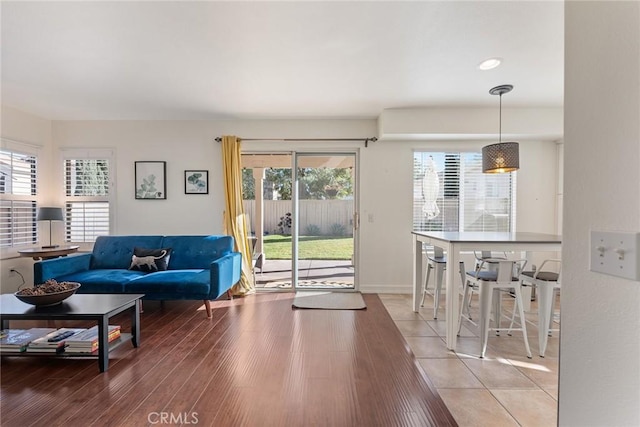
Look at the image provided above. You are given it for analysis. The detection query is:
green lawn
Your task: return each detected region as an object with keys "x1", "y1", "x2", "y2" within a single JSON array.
[{"x1": 263, "y1": 235, "x2": 353, "y2": 260}]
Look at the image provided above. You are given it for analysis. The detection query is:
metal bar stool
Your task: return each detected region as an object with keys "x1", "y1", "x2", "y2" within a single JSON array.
[
  {"x1": 520, "y1": 259, "x2": 561, "y2": 357},
  {"x1": 420, "y1": 246, "x2": 447, "y2": 319},
  {"x1": 459, "y1": 258, "x2": 532, "y2": 359}
]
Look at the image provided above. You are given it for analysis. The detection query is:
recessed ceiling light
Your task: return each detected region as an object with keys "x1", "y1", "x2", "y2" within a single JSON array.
[{"x1": 478, "y1": 57, "x2": 502, "y2": 71}]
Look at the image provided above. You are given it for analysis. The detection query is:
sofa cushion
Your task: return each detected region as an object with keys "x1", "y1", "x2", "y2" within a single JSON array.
[
  {"x1": 129, "y1": 247, "x2": 172, "y2": 272},
  {"x1": 161, "y1": 235, "x2": 233, "y2": 270},
  {"x1": 91, "y1": 235, "x2": 164, "y2": 269},
  {"x1": 127, "y1": 269, "x2": 211, "y2": 295},
  {"x1": 59, "y1": 269, "x2": 147, "y2": 293}
]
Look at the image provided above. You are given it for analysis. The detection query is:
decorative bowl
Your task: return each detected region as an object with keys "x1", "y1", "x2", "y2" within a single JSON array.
[{"x1": 14, "y1": 282, "x2": 81, "y2": 307}]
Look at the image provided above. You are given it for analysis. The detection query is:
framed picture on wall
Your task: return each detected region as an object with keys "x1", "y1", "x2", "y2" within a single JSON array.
[
  {"x1": 135, "y1": 161, "x2": 166, "y2": 199},
  {"x1": 184, "y1": 170, "x2": 209, "y2": 194}
]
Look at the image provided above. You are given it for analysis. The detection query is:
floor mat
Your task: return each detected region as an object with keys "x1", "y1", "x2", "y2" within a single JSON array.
[{"x1": 265, "y1": 280, "x2": 353, "y2": 289}]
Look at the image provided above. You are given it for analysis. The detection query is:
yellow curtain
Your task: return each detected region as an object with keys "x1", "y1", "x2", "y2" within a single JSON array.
[{"x1": 221, "y1": 135, "x2": 255, "y2": 295}]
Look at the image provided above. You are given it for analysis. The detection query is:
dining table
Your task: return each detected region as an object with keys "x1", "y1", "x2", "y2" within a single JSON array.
[{"x1": 412, "y1": 231, "x2": 562, "y2": 350}]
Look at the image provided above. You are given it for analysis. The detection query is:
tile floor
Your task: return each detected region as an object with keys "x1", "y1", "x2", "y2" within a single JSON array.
[{"x1": 379, "y1": 293, "x2": 559, "y2": 427}]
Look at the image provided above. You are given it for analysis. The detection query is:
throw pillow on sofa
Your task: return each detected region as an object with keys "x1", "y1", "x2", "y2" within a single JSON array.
[{"x1": 129, "y1": 247, "x2": 172, "y2": 272}]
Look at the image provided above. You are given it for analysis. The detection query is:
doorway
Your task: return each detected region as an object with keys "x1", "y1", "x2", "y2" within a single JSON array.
[{"x1": 241, "y1": 151, "x2": 358, "y2": 291}]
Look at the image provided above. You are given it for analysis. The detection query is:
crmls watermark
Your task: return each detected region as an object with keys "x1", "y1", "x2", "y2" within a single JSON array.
[{"x1": 148, "y1": 412, "x2": 199, "y2": 424}]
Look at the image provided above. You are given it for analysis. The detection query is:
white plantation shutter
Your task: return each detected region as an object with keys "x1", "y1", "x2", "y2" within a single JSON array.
[
  {"x1": 413, "y1": 151, "x2": 515, "y2": 232},
  {"x1": 65, "y1": 201, "x2": 110, "y2": 242},
  {"x1": 2, "y1": 150, "x2": 37, "y2": 196},
  {"x1": 0, "y1": 200, "x2": 38, "y2": 247},
  {"x1": 63, "y1": 154, "x2": 113, "y2": 242},
  {"x1": 0, "y1": 147, "x2": 38, "y2": 248}
]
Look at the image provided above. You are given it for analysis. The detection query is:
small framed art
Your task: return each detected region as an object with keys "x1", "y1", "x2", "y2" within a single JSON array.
[
  {"x1": 135, "y1": 161, "x2": 166, "y2": 199},
  {"x1": 185, "y1": 170, "x2": 209, "y2": 194}
]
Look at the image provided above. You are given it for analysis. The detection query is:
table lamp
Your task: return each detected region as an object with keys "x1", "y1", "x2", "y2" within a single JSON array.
[{"x1": 37, "y1": 207, "x2": 64, "y2": 249}]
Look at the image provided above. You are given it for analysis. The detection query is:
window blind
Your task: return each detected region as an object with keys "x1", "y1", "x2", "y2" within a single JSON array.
[
  {"x1": 0, "y1": 149, "x2": 38, "y2": 248},
  {"x1": 64, "y1": 159, "x2": 111, "y2": 242},
  {"x1": 413, "y1": 151, "x2": 515, "y2": 232},
  {"x1": 65, "y1": 201, "x2": 110, "y2": 242}
]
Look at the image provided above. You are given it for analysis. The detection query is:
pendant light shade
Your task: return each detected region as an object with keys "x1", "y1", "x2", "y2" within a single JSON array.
[
  {"x1": 482, "y1": 142, "x2": 519, "y2": 173},
  {"x1": 483, "y1": 84, "x2": 519, "y2": 174}
]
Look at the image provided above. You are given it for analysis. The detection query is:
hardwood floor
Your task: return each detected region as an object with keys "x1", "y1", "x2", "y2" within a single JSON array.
[{"x1": 1, "y1": 293, "x2": 456, "y2": 427}]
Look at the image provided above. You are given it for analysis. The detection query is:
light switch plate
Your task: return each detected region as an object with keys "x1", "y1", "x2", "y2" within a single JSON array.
[{"x1": 590, "y1": 231, "x2": 640, "y2": 281}]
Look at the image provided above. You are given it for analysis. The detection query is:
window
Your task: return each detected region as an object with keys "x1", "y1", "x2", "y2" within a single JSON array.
[
  {"x1": 63, "y1": 151, "x2": 113, "y2": 242},
  {"x1": 0, "y1": 147, "x2": 38, "y2": 248},
  {"x1": 413, "y1": 151, "x2": 516, "y2": 232}
]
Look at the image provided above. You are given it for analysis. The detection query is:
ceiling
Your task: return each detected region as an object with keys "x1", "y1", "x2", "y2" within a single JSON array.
[{"x1": 1, "y1": 1, "x2": 564, "y2": 121}]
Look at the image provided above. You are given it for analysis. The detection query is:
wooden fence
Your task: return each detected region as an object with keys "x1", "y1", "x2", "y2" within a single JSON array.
[{"x1": 243, "y1": 200, "x2": 354, "y2": 236}]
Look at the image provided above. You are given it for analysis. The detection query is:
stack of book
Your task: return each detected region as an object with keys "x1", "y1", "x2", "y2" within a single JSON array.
[
  {"x1": 27, "y1": 328, "x2": 87, "y2": 353},
  {"x1": 0, "y1": 328, "x2": 56, "y2": 353},
  {"x1": 65, "y1": 325, "x2": 121, "y2": 354}
]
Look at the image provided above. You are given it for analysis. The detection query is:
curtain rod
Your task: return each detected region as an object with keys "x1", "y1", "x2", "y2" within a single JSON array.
[{"x1": 214, "y1": 137, "x2": 378, "y2": 147}]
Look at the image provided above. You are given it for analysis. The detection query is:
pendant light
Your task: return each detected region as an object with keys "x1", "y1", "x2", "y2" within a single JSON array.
[{"x1": 482, "y1": 84, "x2": 519, "y2": 173}]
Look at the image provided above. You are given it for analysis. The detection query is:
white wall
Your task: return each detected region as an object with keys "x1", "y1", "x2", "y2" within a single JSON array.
[
  {"x1": 359, "y1": 138, "x2": 559, "y2": 293},
  {"x1": 52, "y1": 121, "x2": 223, "y2": 235},
  {"x1": 0, "y1": 106, "x2": 54, "y2": 293},
  {"x1": 379, "y1": 107, "x2": 563, "y2": 141},
  {"x1": 561, "y1": 2, "x2": 640, "y2": 425},
  {"x1": 51, "y1": 119, "x2": 375, "y2": 236},
  {"x1": 2, "y1": 110, "x2": 559, "y2": 295}
]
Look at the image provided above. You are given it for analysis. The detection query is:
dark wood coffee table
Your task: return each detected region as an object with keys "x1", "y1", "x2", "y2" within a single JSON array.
[{"x1": 0, "y1": 293, "x2": 143, "y2": 372}]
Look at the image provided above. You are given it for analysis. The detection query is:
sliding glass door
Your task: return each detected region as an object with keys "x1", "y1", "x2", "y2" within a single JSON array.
[
  {"x1": 293, "y1": 153, "x2": 357, "y2": 291},
  {"x1": 242, "y1": 151, "x2": 358, "y2": 291}
]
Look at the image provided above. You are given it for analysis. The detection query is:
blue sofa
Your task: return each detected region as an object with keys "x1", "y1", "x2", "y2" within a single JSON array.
[{"x1": 34, "y1": 235, "x2": 242, "y2": 318}]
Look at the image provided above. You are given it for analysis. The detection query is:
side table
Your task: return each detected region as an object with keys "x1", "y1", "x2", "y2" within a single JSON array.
[{"x1": 18, "y1": 245, "x2": 80, "y2": 260}]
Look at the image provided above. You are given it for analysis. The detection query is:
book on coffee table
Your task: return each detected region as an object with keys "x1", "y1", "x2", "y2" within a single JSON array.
[
  {"x1": 27, "y1": 328, "x2": 87, "y2": 353},
  {"x1": 0, "y1": 328, "x2": 56, "y2": 353},
  {"x1": 65, "y1": 325, "x2": 121, "y2": 353}
]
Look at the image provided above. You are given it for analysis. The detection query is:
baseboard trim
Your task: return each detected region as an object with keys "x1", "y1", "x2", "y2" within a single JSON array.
[
  {"x1": 360, "y1": 284, "x2": 413, "y2": 294},
  {"x1": 359, "y1": 284, "x2": 454, "y2": 295}
]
